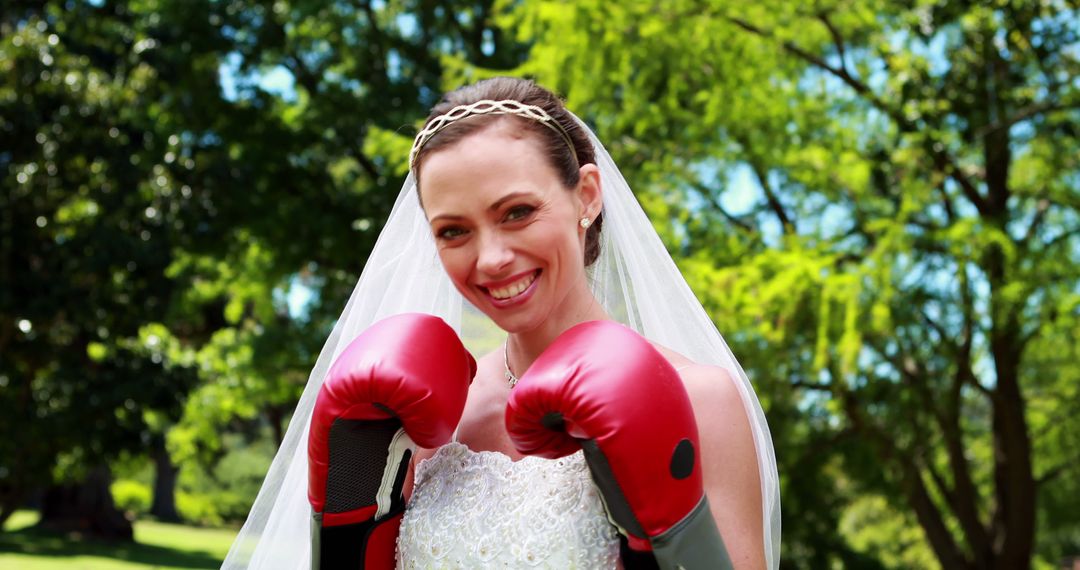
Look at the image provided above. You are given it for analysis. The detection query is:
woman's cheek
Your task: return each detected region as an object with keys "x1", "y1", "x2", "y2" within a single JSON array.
[{"x1": 438, "y1": 248, "x2": 473, "y2": 291}]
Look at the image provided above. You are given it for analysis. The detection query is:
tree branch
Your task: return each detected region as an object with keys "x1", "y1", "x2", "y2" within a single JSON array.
[
  {"x1": 942, "y1": 358, "x2": 994, "y2": 564},
  {"x1": 973, "y1": 99, "x2": 1080, "y2": 139},
  {"x1": 347, "y1": 146, "x2": 381, "y2": 181},
  {"x1": 869, "y1": 325, "x2": 992, "y2": 563},
  {"x1": 284, "y1": 52, "x2": 322, "y2": 98},
  {"x1": 936, "y1": 184, "x2": 958, "y2": 224},
  {"x1": 1043, "y1": 225, "x2": 1080, "y2": 251},
  {"x1": 689, "y1": 180, "x2": 756, "y2": 232},
  {"x1": 722, "y1": 15, "x2": 991, "y2": 217},
  {"x1": 1036, "y1": 455, "x2": 1080, "y2": 487},
  {"x1": 918, "y1": 308, "x2": 952, "y2": 347},
  {"x1": 791, "y1": 379, "x2": 833, "y2": 392},
  {"x1": 748, "y1": 157, "x2": 793, "y2": 232},
  {"x1": 816, "y1": 12, "x2": 850, "y2": 77},
  {"x1": 1021, "y1": 198, "x2": 1050, "y2": 248},
  {"x1": 359, "y1": 0, "x2": 389, "y2": 74},
  {"x1": 837, "y1": 377, "x2": 973, "y2": 569}
]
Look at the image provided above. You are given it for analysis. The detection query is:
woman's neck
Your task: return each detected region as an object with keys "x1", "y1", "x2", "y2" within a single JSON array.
[{"x1": 506, "y1": 274, "x2": 610, "y2": 376}]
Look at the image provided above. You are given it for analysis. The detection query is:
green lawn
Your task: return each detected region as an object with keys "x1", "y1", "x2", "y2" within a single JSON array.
[{"x1": 0, "y1": 511, "x2": 238, "y2": 569}]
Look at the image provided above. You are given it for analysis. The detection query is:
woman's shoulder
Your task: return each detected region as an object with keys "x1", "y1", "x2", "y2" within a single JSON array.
[
  {"x1": 648, "y1": 343, "x2": 750, "y2": 446},
  {"x1": 648, "y1": 343, "x2": 741, "y2": 403},
  {"x1": 675, "y1": 362, "x2": 742, "y2": 409},
  {"x1": 650, "y1": 350, "x2": 766, "y2": 569}
]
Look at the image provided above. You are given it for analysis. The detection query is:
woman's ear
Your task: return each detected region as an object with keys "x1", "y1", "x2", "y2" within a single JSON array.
[{"x1": 577, "y1": 164, "x2": 603, "y2": 222}]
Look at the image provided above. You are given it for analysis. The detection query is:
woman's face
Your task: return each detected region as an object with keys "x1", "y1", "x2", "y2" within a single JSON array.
[{"x1": 418, "y1": 123, "x2": 601, "y2": 334}]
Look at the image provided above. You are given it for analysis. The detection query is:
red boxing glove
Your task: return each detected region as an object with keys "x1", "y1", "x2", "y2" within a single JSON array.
[
  {"x1": 505, "y1": 320, "x2": 732, "y2": 570},
  {"x1": 308, "y1": 313, "x2": 475, "y2": 569}
]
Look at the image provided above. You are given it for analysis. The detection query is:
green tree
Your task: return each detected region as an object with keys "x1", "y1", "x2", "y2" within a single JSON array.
[
  {"x1": 162, "y1": 0, "x2": 529, "y2": 478},
  {"x1": 495, "y1": 0, "x2": 1080, "y2": 568},
  {"x1": 0, "y1": 0, "x2": 218, "y2": 534},
  {"x1": 1, "y1": 0, "x2": 527, "y2": 536}
]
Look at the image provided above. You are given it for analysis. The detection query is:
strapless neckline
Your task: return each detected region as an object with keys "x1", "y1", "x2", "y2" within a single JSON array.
[{"x1": 397, "y1": 441, "x2": 620, "y2": 569}]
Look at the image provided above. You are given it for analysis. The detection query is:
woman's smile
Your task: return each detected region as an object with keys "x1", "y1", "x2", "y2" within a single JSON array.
[
  {"x1": 481, "y1": 268, "x2": 540, "y2": 299},
  {"x1": 480, "y1": 269, "x2": 542, "y2": 306}
]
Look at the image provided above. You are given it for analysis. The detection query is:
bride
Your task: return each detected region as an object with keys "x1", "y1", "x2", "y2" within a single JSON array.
[{"x1": 222, "y1": 77, "x2": 780, "y2": 569}]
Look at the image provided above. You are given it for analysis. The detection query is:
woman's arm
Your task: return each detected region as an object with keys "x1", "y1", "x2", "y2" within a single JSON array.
[{"x1": 681, "y1": 364, "x2": 767, "y2": 570}]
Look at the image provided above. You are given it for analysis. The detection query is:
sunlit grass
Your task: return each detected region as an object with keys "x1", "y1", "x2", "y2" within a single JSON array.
[{"x1": 0, "y1": 510, "x2": 237, "y2": 569}]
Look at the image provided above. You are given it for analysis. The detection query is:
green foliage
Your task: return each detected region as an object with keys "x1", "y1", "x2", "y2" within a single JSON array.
[
  {"x1": 1, "y1": 0, "x2": 527, "y2": 529},
  {"x1": 2, "y1": 0, "x2": 234, "y2": 518},
  {"x1": 110, "y1": 434, "x2": 270, "y2": 527},
  {"x1": 174, "y1": 434, "x2": 274, "y2": 526},
  {"x1": 494, "y1": 0, "x2": 1080, "y2": 567},
  {"x1": 841, "y1": 494, "x2": 938, "y2": 569},
  {"x1": 174, "y1": 492, "x2": 226, "y2": 528},
  {"x1": 111, "y1": 480, "x2": 152, "y2": 518}
]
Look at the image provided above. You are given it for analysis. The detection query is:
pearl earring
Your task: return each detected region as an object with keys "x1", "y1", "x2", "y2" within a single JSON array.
[{"x1": 580, "y1": 217, "x2": 591, "y2": 229}]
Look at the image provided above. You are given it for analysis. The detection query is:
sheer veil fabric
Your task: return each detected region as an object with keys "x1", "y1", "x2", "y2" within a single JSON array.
[{"x1": 221, "y1": 117, "x2": 781, "y2": 569}]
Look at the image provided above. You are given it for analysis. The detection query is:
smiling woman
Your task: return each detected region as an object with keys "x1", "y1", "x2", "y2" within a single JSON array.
[
  {"x1": 222, "y1": 78, "x2": 780, "y2": 570},
  {"x1": 420, "y1": 124, "x2": 603, "y2": 336}
]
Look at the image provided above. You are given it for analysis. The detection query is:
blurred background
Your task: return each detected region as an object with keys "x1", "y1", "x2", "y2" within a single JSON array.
[{"x1": 2, "y1": 0, "x2": 1078, "y2": 568}]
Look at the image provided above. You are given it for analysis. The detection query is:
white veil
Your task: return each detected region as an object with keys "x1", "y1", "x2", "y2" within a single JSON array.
[{"x1": 221, "y1": 118, "x2": 781, "y2": 569}]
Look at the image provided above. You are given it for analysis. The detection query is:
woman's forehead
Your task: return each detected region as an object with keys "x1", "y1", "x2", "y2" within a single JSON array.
[{"x1": 418, "y1": 129, "x2": 564, "y2": 213}]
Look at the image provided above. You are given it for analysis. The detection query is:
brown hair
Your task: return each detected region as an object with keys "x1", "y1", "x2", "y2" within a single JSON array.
[{"x1": 412, "y1": 77, "x2": 604, "y2": 266}]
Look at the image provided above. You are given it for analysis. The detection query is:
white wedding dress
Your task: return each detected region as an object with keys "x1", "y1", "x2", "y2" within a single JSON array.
[{"x1": 396, "y1": 442, "x2": 620, "y2": 569}]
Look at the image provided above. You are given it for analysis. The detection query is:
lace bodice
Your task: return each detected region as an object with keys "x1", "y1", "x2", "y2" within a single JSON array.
[{"x1": 396, "y1": 442, "x2": 620, "y2": 569}]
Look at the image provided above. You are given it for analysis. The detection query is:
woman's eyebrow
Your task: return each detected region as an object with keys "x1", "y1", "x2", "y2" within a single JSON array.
[
  {"x1": 429, "y1": 212, "x2": 465, "y2": 223},
  {"x1": 429, "y1": 191, "x2": 537, "y2": 223},
  {"x1": 489, "y1": 191, "x2": 535, "y2": 211}
]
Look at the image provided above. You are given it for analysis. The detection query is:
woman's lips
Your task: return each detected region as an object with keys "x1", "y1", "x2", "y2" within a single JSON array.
[
  {"x1": 488, "y1": 271, "x2": 538, "y2": 299},
  {"x1": 479, "y1": 269, "x2": 541, "y2": 307}
]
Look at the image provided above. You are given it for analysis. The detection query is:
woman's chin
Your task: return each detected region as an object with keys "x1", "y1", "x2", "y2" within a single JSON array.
[
  {"x1": 479, "y1": 303, "x2": 550, "y2": 335},
  {"x1": 486, "y1": 311, "x2": 541, "y2": 335}
]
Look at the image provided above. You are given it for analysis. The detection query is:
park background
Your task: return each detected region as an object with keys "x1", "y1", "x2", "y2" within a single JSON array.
[{"x1": 2, "y1": 0, "x2": 1078, "y2": 568}]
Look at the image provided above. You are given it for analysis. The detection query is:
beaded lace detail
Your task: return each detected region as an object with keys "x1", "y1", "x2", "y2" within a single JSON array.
[{"x1": 396, "y1": 442, "x2": 619, "y2": 569}]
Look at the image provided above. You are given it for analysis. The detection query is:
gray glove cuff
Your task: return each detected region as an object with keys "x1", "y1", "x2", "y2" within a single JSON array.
[{"x1": 651, "y1": 497, "x2": 734, "y2": 570}]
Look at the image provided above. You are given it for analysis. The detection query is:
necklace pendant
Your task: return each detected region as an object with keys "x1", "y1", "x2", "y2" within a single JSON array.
[{"x1": 503, "y1": 340, "x2": 520, "y2": 389}]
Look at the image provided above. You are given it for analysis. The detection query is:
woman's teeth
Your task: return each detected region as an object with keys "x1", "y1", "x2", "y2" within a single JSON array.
[{"x1": 489, "y1": 272, "x2": 536, "y2": 300}]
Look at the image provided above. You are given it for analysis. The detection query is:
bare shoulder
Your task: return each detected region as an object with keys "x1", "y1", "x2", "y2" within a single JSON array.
[
  {"x1": 677, "y1": 363, "x2": 746, "y2": 424},
  {"x1": 647, "y1": 343, "x2": 744, "y2": 411},
  {"x1": 675, "y1": 362, "x2": 760, "y2": 480},
  {"x1": 658, "y1": 351, "x2": 752, "y2": 451}
]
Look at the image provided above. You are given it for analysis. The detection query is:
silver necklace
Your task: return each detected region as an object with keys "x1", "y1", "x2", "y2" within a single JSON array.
[{"x1": 503, "y1": 341, "x2": 519, "y2": 389}]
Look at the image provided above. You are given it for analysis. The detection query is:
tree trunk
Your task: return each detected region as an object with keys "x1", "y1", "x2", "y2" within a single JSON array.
[
  {"x1": 0, "y1": 481, "x2": 29, "y2": 532},
  {"x1": 149, "y1": 437, "x2": 180, "y2": 522},
  {"x1": 0, "y1": 500, "x2": 16, "y2": 530},
  {"x1": 37, "y1": 464, "x2": 133, "y2": 541},
  {"x1": 268, "y1": 405, "x2": 285, "y2": 448}
]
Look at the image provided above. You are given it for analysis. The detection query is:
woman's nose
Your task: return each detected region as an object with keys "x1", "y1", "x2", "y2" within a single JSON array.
[{"x1": 476, "y1": 231, "x2": 514, "y2": 275}]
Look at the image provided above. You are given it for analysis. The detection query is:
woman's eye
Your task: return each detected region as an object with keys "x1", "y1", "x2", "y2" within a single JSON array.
[
  {"x1": 437, "y1": 226, "x2": 467, "y2": 240},
  {"x1": 504, "y1": 205, "x2": 535, "y2": 222}
]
